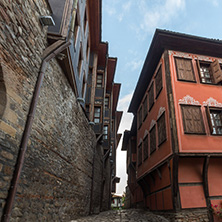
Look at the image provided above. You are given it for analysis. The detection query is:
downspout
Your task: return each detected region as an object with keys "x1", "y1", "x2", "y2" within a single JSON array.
[{"x1": 2, "y1": 2, "x2": 77, "y2": 221}]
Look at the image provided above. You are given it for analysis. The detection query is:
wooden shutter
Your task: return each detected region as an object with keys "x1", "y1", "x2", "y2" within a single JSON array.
[
  {"x1": 181, "y1": 105, "x2": 205, "y2": 134},
  {"x1": 196, "y1": 59, "x2": 202, "y2": 82},
  {"x1": 205, "y1": 106, "x2": 213, "y2": 134},
  {"x1": 150, "y1": 125, "x2": 156, "y2": 154},
  {"x1": 143, "y1": 96, "x2": 148, "y2": 120},
  {"x1": 148, "y1": 83, "x2": 154, "y2": 111},
  {"x1": 143, "y1": 136, "x2": 148, "y2": 160},
  {"x1": 158, "y1": 113, "x2": 166, "y2": 145},
  {"x1": 175, "y1": 58, "x2": 195, "y2": 81},
  {"x1": 210, "y1": 59, "x2": 222, "y2": 84},
  {"x1": 155, "y1": 65, "x2": 162, "y2": 98}
]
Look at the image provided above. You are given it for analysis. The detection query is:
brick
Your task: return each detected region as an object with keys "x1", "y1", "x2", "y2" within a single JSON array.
[
  {"x1": 0, "y1": 120, "x2": 16, "y2": 138},
  {"x1": 1, "y1": 150, "x2": 14, "y2": 160}
]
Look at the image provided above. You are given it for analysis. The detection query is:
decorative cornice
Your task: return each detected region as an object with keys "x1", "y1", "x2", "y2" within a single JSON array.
[
  {"x1": 143, "y1": 130, "x2": 148, "y2": 139},
  {"x1": 178, "y1": 95, "x2": 200, "y2": 105},
  {"x1": 157, "y1": 107, "x2": 166, "y2": 119},
  {"x1": 149, "y1": 120, "x2": 156, "y2": 131},
  {"x1": 203, "y1": 97, "x2": 222, "y2": 108},
  {"x1": 138, "y1": 138, "x2": 143, "y2": 146}
]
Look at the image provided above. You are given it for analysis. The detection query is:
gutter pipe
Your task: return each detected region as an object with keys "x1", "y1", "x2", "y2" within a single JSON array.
[{"x1": 2, "y1": 1, "x2": 78, "y2": 220}]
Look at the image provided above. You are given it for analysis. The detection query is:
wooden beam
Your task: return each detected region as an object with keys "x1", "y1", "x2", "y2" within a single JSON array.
[
  {"x1": 164, "y1": 50, "x2": 179, "y2": 154},
  {"x1": 173, "y1": 155, "x2": 181, "y2": 210},
  {"x1": 203, "y1": 155, "x2": 213, "y2": 221}
]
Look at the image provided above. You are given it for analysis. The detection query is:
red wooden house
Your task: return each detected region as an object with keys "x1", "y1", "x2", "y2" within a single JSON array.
[{"x1": 122, "y1": 29, "x2": 222, "y2": 221}]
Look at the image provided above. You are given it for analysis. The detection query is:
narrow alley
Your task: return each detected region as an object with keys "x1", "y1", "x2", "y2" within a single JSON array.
[{"x1": 71, "y1": 209, "x2": 169, "y2": 222}]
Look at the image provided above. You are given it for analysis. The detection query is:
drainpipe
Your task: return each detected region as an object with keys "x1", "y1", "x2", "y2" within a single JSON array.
[{"x1": 2, "y1": 2, "x2": 77, "y2": 221}]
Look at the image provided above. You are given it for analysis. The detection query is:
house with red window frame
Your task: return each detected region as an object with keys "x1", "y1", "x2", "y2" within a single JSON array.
[{"x1": 122, "y1": 29, "x2": 222, "y2": 221}]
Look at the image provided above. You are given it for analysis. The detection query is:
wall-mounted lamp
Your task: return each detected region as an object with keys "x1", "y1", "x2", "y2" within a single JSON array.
[
  {"x1": 77, "y1": 97, "x2": 85, "y2": 103},
  {"x1": 39, "y1": 16, "x2": 55, "y2": 26}
]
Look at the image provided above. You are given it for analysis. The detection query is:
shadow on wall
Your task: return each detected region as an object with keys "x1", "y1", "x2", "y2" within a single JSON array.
[{"x1": 0, "y1": 64, "x2": 7, "y2": 118}]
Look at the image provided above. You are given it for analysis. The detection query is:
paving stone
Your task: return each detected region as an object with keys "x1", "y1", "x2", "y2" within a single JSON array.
[{"x1": 72, "y1": 209, "x2": 169, "y2": 222}]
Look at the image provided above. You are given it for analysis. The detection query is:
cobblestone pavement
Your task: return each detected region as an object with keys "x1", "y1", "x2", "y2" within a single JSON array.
[{"x1": 71, "y1": 209, "x2": 170, "y2": 222}]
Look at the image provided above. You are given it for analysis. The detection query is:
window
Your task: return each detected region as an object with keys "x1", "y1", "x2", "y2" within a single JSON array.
[
  {"x1": 206, "y1": 107, "x2": 222, "y2": 135},
  {"x1": 155, "y1": 65, "x2": 163, "y2": 98},
  {"x1": 150, "y1": 125, "x2": 156, "y2": 155},
  {"x1": 96, "y1": 73, "x2": 103, "y2": 88},
  {"x1": 94, "y1": 107, "x2": 101, "y2": 123},
  {"x1": 74, "y1": 10, "x2": 79, "y2": 44},
  {"x1": 78, "y1": 46, "x2": 83, "y2": 77},
  {"x1": 143, "y1": 136, "x2": 148, "y2": 160},
  {"x1": 82, "y1": 74, "x2": 86, "y2": 98},
  {"x1": 138, "y1": 143, "x2": 142, "y2": 166},
  {"x1": 181, "y1": 105, "x2": 205, "y2": 134},
  {"x1": 84, "y1": 8, "x2": 87, "y2": 32},
  {"x1": 148, "y1": 83, "x2": 154, "y2": 111},
  {"x1": 105, "y1": 97, "x2": 109, "y2": 108},
  {"x1": 157, "y1": 113, "x2": 166, "y2": 146},
  {"x1": 175, "y1": 58, "x2": 195, "y2": 82},
  {"x1": 197, "y1": 59, "x2": 222, "y2": 84},
  {"x1": 143, "y1": 96, "x2": 148, "y2": 120},
  {"x1": 103, "y1": 125, "x2": 108, "y2": 140},
  {"x1": 138, "y1": 106, "x2": 142, "y2": 128},
  {"x1": 197, "y1": 61, "x2": 214, "y2": 84}
]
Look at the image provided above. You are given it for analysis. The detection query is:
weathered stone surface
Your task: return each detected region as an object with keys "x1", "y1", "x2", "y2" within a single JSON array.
[
  {"x1": 72, "y1": 209, "x2": 169, "y2": 222},
  {"x1": 0, "y1": 0, "x2": 104, "y2": 221}
]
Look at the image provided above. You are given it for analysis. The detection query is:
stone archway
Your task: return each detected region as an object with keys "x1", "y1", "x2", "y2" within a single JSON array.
[{"x1": 0, "y1": 64, "x2": 7, "y2": 119}]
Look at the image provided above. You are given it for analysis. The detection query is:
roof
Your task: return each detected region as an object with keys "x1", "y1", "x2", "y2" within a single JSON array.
[
  {"x1": 121, "y1": 130, "x2": 130, "y2": 151},
  {"x1": 112, "y1": 83, "x2": 121, "y2": 117},
  {"x1": 128, "y1": 29, "x2": 222, "y2": 114},
  {"x1": 88, "y1": 0, "x2": 102, "y2": 51},
  {"x1": 106, "y1": 57, "x2": 117, "y2": 92}
]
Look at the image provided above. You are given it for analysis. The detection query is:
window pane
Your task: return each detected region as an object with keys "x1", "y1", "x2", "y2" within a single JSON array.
[
  {"x1": 199, "y1": 63, "x2": 214, "y2": 84},
  {"x1": 210, "y1": 109, "x2": 222, "y2": 135}
]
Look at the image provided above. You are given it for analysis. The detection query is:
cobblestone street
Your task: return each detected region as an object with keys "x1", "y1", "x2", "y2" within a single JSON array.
[{"x1": 71, "y1": 209, "x2": 169, "y2": 222}]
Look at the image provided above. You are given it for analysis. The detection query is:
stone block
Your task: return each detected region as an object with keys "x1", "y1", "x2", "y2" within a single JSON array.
[
  {"x1": 1, "y1": 150, "x2": 14, "y2": 160},
  {"x1": 0, "y1": 120, "x2": 16, "y2": 138}
]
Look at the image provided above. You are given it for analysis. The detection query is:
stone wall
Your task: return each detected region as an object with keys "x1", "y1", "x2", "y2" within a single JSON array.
[
  {"x1": 155, "y1": 209, "x2": 210, "y2": 222},
  {"x1": 90, "y1": 144, "x2": 103, "y2": 214},
  {"x1": 101, "y1": 158, "x2": 111, "y2": 211},
  {"x1": 0, "y1": 0, "x2": 103, "y2": 221}
]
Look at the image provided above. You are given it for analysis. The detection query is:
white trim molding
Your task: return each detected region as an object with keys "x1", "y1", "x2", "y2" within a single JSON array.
[
  {"x1": 203, "y1": 97, "x2": 222, "y2": 108},
  {"x1": 157, "y1": 107, "x2": 166, "y2": 119},
  {"x1": 178, "y1": 95, "x2": 200, "y2": 105},
  {"x1": 143, "y1": 130, "x2": 148, "y2": 139},
  {"x1": 149, "y1": 120, "x2": 156, "y2": 131}
]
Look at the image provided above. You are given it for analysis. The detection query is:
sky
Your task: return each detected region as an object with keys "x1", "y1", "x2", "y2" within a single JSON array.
[{"x1": 101, "y1": 0, "x2": 222, "y2": 195}]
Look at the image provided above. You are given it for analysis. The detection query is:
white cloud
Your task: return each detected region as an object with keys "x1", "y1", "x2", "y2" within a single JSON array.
[
  {"x1": 208, "y1": 0, "x2": 219, "y2": 6},
  {"x1": 126, "y1": 59, "x2": 143, "y2": 71},
  {"x1": 136, "y1": 0, "x2": 186, "y2": 39},
  {"x1": 116, "y1": 92, "x2": 134, "y2": 194},
  {"x1": 103, "y1": 0, "x2": 132, "y2": 22}
]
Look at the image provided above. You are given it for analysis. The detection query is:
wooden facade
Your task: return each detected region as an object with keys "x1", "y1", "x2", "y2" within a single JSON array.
[{"x1": 123, "y1": 29, "x2": 222, "y2": 221}]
